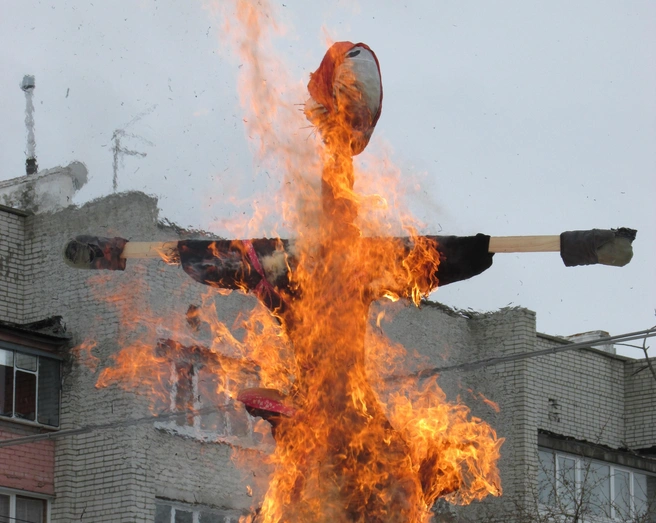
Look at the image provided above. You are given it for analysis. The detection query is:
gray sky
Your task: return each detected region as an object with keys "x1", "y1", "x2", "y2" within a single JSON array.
[{"x1": 1, "y1": 1, "x2": 654, "y2": 356}]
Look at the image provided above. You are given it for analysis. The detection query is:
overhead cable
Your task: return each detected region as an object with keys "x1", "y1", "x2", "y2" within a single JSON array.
[{"x1": 397, "y1": 327, "x2": 656, "y2": 380}]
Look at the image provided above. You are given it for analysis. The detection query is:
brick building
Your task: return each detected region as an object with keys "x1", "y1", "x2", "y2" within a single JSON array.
[{"x1": 1, "y1": 168, "x2": 655, "y2": 522}]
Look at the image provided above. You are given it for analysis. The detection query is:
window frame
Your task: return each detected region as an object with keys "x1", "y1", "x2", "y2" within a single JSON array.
[
  {"x1": 0, "y1": 345, "x2": 61, "y2": 429},
  {"x1": 153, "y1": 340, "x2": 263, "y2": 447},
  {"x1": 0, "y1": 486, "x2": 52, "y2": 523},
  {"x1": 538, "y1": 447, "x2": 655, "y2": 521},
  {"x1": 156, "y1": 360, "x2": 256, "y2": 441},
  {"x1": 154, "y1": 498, "x2": 243, "y2": 522}
]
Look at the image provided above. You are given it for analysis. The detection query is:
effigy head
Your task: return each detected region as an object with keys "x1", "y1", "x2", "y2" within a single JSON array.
[{"x1": 305, "y1": 41, "x2": 383, "y2": 156}]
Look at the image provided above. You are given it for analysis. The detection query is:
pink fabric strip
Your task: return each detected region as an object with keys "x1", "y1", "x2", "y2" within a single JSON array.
[{"x1": 243, "y1": 240, "x2": 277, "y2": 298}]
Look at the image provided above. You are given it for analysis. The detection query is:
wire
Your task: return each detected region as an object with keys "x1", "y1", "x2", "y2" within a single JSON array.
[
  {"x1": 0, "y1": 513, "x2": 45, "y2": 523},
  {"x1": 2, "y1": 328, "x2": 653, "y2": 448},
  {"x1": 392, "y1": 327, "x2": 656, "y2": 381},
  {"x1": 0, "y1": 406, "x2": 224, "y2": 449}
]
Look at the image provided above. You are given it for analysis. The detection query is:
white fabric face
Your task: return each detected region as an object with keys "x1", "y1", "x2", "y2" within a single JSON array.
[
  {"x1": 304, "y1": 44, "x2": 382, "y2": 155},
  {"x1": 335, "y1": 46, "x2": 382, "y2": 118}
]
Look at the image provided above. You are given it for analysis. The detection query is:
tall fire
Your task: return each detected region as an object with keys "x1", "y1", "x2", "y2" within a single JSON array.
[
  {"x1": 236, "y1": 33, "x2": 505, "y2": 519},
  {"x1": 69, "y1": 2, "x2": 505, "y2": 521}
]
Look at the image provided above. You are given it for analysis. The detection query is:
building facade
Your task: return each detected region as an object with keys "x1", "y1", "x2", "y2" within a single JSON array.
[{"x1": 1, "y1": 170, "x2": 654, "y2": 522}]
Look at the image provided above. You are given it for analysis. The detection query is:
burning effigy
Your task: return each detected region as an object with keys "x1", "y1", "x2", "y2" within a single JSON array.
[{"x1": 63, "y1": 7, "x2": 636, "y2": 522}]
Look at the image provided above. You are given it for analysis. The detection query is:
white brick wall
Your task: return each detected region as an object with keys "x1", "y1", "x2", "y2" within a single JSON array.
[
  {"x1": 0, "y1": 206, "x2": 27, "y2": 323},
  {"x1": 529, "y1": 336, "x2": 625, "y2": 448},
  {"x1": 625, "y1": 358, "x2": 656, "y2": 449},
  {"x1": 10, "y1": 193, "x2": 258, "y2": 521},
  {"x1": 2, "y1": 190, "x2": 653, "y2": 522}
]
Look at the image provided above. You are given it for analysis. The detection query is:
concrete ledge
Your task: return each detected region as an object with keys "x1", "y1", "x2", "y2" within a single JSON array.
[{"x1": 539, "y1": 430, "x2": 656, "y2": 473}]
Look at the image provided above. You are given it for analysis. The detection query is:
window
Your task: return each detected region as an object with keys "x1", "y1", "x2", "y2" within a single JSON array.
[
  {"x1": 160, "y1": 360, "x2": 255, "y2": 440},
  {"x1": 0, "y1": 348, "x2": 60, "y2": 427},
  {"x1": 154, "y1": 499, "x2": 243, "y2": 523},
  {"x1": 153, "y1": 341, "x2": 262, "y2": 446},
  {"x1": 0, "y1": 490, "x2": 49, "y2": 523},
  {"x1": 537, "y1": 448, "x2": 656, "y2": 521}
]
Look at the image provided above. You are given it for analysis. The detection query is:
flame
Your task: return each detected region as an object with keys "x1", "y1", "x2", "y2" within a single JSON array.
[
  {"x1": 90, "y1": 268, "x2": 292, "y2": 408},
  {"x1": 207, "y1": 3, "x2": 504, "y2": 520},
  {"x1": 88, "y1": 1, "x2": 504, "y2": 521},
  {"x1": 71, "y1": 339, "x2": 100, "y2": 372}
]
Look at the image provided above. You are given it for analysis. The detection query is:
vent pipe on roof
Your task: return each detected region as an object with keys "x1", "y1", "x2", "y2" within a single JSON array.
[{"x1": 21, "y1": 75, "x2": 38, "y2": 175}]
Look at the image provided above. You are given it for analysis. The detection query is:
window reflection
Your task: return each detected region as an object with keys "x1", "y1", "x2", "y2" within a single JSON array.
[
  {"x1": 614, "y1": 469, "x2": 631, "y2": 519},
  {"x1": 557, "y1": 456, "x2": 577, "y2": 513},
  {"x1": 537, "y1": 450, "x2": 555, "y2": 506},
  {"x1": 584, "y1": 461, "x2": 610, "y2": 517}
]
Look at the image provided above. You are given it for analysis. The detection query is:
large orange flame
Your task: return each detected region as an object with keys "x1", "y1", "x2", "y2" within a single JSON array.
[
  {"x1": 211, "y1": 3, "x2": 502, "y2": 521},
  {"x1": 80, "y1": 2, "x2": 504, "y2": 521}
]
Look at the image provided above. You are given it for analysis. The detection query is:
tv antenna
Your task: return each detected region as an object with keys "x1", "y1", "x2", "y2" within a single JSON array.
[{"x1": 111, "y1": 104, "x2": 157, "y2": 191}]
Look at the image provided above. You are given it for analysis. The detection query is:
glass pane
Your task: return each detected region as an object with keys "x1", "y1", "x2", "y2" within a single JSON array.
[
  {"x1": 15, "y1": 370, "x2": 37, "y2": 421},
  {"x1": 613, "y1": 469, "x2": 631, "y2": 519},
  {"x1": 537, "y1": 450, "x2": 556, "y2": 506},
  {"x1": 16, "y1": 496, "x2": 44, "y2": 523},
  {"x1": 174, "y1": 509, "x2": 194, "y2": 523},
  {"x1": 0, "y1": 360, "x2": 14, "y2": 416},
  {"x1": 0, "y1": 348, "x2": 13, "y2": 366},
  {"x1": 198, "y1": 366, "x2": 227, "y2": 434},
  {"x1": 15, "y1": 353, "x2": 37, "y2": 371},
  {"x1": 584, "y1": 461, "x2": 610, "y2": 517},
  {"x1": 0, "y1": 494, "x2": 9, "y2": 518},
  {"x1": 200, "y1": 511, "x2": 227, "y2": 523},
  {"x1": 634, "y1": 473, "x2": 648, "y2": 518},
  {"x1": 175, "y1": 363, "x2": 195, "y2": 426},
  {"x1": 557, "y1": 456, "x2": 577, "y2": 514},
  {"x1": 38, "y1": 358, "x2": 60, "y2": 426},
  {"x1": 155, "y1": 503, "x2": 172, "y2": 523}
]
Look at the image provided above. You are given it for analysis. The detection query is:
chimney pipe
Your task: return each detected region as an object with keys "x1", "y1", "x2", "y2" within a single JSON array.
[{"x1": 21, "y1": 75, "x2": 38, "y2": 175}]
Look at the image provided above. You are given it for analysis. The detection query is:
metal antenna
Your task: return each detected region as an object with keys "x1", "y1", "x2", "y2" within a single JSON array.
[
  {"x1": 111, "y1": 104, "x2": 156, "y2": 192},
  {"x1": 21, "y1": 75, "x2": 37, "y2": 175}
]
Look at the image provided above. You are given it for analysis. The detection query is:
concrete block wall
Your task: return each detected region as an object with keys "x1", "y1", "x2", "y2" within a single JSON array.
[
  {"x1": 382, "y1": 304, "x2": 538, "y2": 522},
  {"x1": 16, "y1": 192, "x2": 261, "y2": 521},
  {"x1": 624, "y1": 358, "x2": 656, "y2": 449},
  {"x1": 53, "y1": 427, "x2": 152, "y2": 522},
  {"x1": 530, "y1": 336, "x2": 625, "y2": 448},
  {"x1": 0, "y1": 207, "x2": 27, "y2": 323},
  {"x1": 146, "y1": 425, "x2": 263, "y2": 518},
  {"x1": 456, "y1": 308, "x2": 537, "y2": 522},
  {"x1": 17, "y1": 191, "x2": 536, "y2": 521},
  {"x1": 3, "y1": 189, "x2": 651, "y2": 521}
]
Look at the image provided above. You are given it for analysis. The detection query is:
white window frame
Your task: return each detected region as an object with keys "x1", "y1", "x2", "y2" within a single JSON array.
[
  {"x1": 539, "y1": 447, "x2": 655, "y2": 521},
  {"x1": 154, "y1": 361, "x2": 258, "y2": 446},
  {"x1": 0, "y1": 346, "x2": 61, "y2": 429},
  {"x1": 0, "y1": 486, "x2": 52, "y2": 523},
  {"x1": 155, "y1": 499, "x2": 241, "y2": 522}
]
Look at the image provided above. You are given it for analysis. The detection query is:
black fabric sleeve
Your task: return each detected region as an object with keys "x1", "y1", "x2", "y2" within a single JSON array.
[
  {"x1": 431, "y1": 234, "x2": 494, "y2": 286},
  {"x1": 178, "y1": 239, "x2": 260, "y2": 289},
  {"x1": 178, "y1": 239, "x2": 292, "y2": 313},
  {"x1": 64, "y1": 235, "x2": 128, "y2": 270},
  {"x1": 560, "y1": 228, "x2": 637, "y2": 267}
]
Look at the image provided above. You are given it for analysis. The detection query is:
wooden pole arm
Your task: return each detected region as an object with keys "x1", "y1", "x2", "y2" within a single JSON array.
[
  {"x1": 122, "y1": 241, "x2": 178, "y2": 259},
  {"x1": 488, "y1": 228, "x2": 636, "y2": 267},
  {"x1": 64, "y1": 228, "x2": 636, "y2": 272},
  {"x1": 123, "y1": 236, "x2": 563, "y2": 258},
  {"x1": 488, "y1": 235, "x2": 560, "y2": 253}
]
